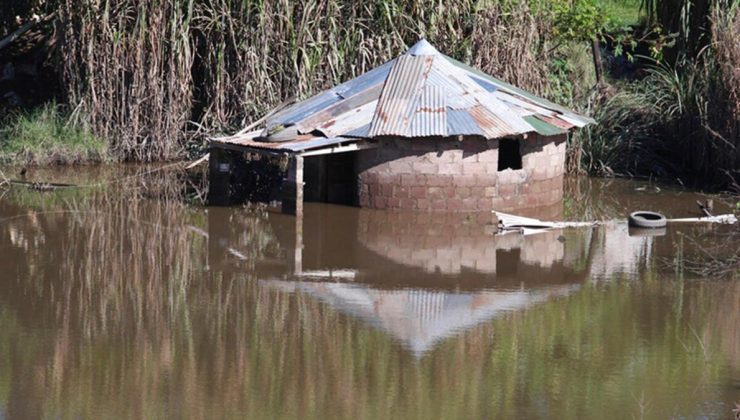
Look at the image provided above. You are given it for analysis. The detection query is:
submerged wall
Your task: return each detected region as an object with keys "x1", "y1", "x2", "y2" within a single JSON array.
[{"x1": 355, "y1": 134, "x2": 566, "y2": 212}]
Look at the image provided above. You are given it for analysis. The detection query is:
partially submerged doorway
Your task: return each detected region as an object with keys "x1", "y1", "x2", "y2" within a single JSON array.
[{"x1": 304, "y1": 152, "x2": 357, "y2": 206}]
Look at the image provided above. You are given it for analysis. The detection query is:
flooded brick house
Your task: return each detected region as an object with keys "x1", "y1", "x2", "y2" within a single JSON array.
[{"x1": 209, "y1": 39, "x2": 593, "y2": 215}]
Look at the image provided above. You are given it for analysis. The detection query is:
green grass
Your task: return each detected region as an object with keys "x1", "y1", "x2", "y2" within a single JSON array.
[
  {"x1": 599, "y1": 0, "x2": 642, "y2": 26},
  {"x1": 0, "y1": 103, "x2": 109, "y2": 165}
]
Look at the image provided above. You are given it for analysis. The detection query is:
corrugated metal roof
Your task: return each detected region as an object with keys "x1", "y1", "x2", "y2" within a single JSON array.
[
  {"x1": 432, "y1": 56, "x2": 532, "y2": 135},
  {"x1": 265, "y1": 58, "x2": 394, "y2": 133},
  {"x1": 523, "y1": 115, "x2": 567, "y2": 136},
  {"x1": 314, "y1": 99, "x2": 377, "y2": 138},
  {"x1": 450, "y1": 57, "x2": 595, "y2": 127},
  {"x1": 447, "y1": 109, "x2": 485, "y2": 136},
  {"x1": 295, "y1": 84, "x2": 381, "y2": 134},
  {"x1": 334, "y1": 58, "x2": 396, "y2": 99},
  {"x1": 344, "y1": 123, "x2": 371, "y2": 138},
  {"x1": 426, "y1": 66, "x2": 477, "y2": 110},
  {"x1": 211, "y1": 130, "x2": 359, "y2": 153},
  {"x1": 240, "y1": 38, "x2": 593, "y2": 147},
  {"x1": 266, "y1": 90, "x2": 342, "y2": 130},
  {"x1": 409, "y1": 85, "x2": 447, "y2": 137},
  {"x1": 468, "y1": 105, "x2": 520, "y2": 139},
  {"x1": 368, "y1": 55, "x2": 434, "y2": 136}
]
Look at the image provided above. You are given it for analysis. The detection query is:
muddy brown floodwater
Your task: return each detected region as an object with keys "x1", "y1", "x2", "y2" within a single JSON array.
[{"x1": 0, "y1": 166, "x2": 738, "y2": 419}]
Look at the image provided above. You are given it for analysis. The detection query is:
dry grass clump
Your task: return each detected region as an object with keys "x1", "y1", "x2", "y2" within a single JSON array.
[
  {"x1": 59, "y1": 0, "x2": 194, "y2": 162},
  {"x1": 56, "y1": 0, "x2": 558, "y2": 161}
]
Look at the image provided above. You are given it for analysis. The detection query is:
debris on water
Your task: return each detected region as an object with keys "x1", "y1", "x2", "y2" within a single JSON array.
[
  {"x1": 696, "y1": 199, "x2": 713, "y2": 217},
  {"x1": 628, "y1": 226, "x2": 667, "y2": 237},
  {"x1": 495, "y1": 207, "x2": 737, "y2": 236},
  {"x1": 494, "y1": 211, "x2": 598, "y2": 235},
  {"x1": 667, "y1": 214, "x2": 737, "y2": 224},
  {"x1": 628, "y1": 211, "x2": 667, "y2": 229},
  {"x1": 8, "y1": 179, "x2": 77, "y2": 191},
  {"x1": 635, "y1": 185, "x2": 661, "y2": 193}
]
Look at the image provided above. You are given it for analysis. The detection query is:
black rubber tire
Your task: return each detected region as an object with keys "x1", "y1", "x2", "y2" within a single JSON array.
[
  {"x1": 628, "y1": 211, "x2": 667, "y2": 228},
  {"x1": 628, "y1": 226, "x2": 667, "y2": 237}
]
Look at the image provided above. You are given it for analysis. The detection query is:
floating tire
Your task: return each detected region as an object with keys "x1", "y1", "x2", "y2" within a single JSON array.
[
  {"x1": 628, "y1": 211, "x2": 667, "y2": 229},
  {"x1": 628, "y1": 226, "x2": 667, "y2": 237}
]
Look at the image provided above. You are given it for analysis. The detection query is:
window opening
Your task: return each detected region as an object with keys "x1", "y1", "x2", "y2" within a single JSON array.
[{"x1": 497, "y1": 138, "x2": 522, "y2": 171}]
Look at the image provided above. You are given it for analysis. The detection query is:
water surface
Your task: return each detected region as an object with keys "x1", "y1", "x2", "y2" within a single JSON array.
[{"x1": 0, "y1": 169, "x2": 737, "y2": 419}]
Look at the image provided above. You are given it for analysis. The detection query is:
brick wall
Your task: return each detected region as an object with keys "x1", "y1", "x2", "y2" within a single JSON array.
[{"x1": 356, "y1": 134, "x2": 566, "y2": 212}]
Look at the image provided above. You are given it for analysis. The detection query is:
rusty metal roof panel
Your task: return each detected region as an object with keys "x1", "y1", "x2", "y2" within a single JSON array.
[
  {"x1": 313, "y1": 99, "x2": 378, "y2": 138},
  {"x1": 433, "y1": 56, "x2": 533, "y2": 136},
  {"x1": 426, "y1": 66, "x2": 477, "y2": 110},
  {"x1": 248, "y1": 39, "x2": 593, "y2": 144},
  {"x1": 447, "y1": 109, "x2": 485, "y2": 136},
  {"x1": 294, "y1": 85, "x2": 380, "y2": 134},
  {"x1": 368, "y1": 55, "x2": 434, "y2": 137},
  {"x1": 450, "y1": 56, "x2": 595, "y2": 126},
  {"x1": 468, "y1": 105, "x2": 522, "y2": 139},
  {"x1": 266, "y1": 60, "x2": 393, "y2": 132},
  {"x1": 409, "y1": 85, "x2": 447, "y2": 137}
]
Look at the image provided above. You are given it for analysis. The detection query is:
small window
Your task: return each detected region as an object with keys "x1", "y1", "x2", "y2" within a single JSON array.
[{"x1": 498, "y1": 138, "x2": 522, "y2": 171}]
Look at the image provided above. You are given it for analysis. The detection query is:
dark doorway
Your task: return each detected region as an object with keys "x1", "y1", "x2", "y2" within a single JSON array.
[
  {"x1": 304, "y1": 153, "x2": 357, "y2": 206},
  {"x1": 498, "y1": 138, "x2": 522, "y2": 171}
]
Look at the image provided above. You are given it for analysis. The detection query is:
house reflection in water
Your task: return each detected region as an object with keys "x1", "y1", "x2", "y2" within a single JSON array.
[
  {"x1": 261, "y1": 279, "x2": 579, "y2": 356},
  {"x1": 204, "y1": 204, "x2": 655, "y2": 356}
]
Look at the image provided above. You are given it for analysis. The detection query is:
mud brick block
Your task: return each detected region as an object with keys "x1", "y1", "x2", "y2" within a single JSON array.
[
  {"x1": 411, "y1": 186, "x2": 427, "y2": 199},
  {"x1": 438, "y1": 163, "x2": 463, "y2": 175},
  {"x1": 477, "y1": 198, "x2": 493, "y2": 211},
  {"x1": 447, "y1": 199, "x2": 464, "y2": 211},
  {"x1": 498, "y1": 184, "x2": 516, "y2": 196},
  {"x1": 381, "y1": 183, "x2": 394, "y2": 197},
  {"x1": 400, "y1": 197, "x2": 416, "y2": 209},
  {"x1": 412, "y1": 161, "x2": 438, "y2": 174},
  {"x1": 431, "y1": 199, "x2": 447, "y2": 211},
  {"x1": 427, "y1": 187, "x2": 443, "y2": 199},
  {"x1": 369, "y1": 183, "x2": 381, "y2": 196},
  {"x1": 453, "y1": 176, "x2": 478, "y2": 187},
  {"x1": 388, "y1": 160, "x2": 413, "y2": 174},
  {"x1": 401, "y1": 173, "x2": 420, "y2": 186},
  {"x1": 373, "y1": 196, "x2": 387, "y2": 209},
  {"x1": 395, "y1": 185, "x2": 410, "y2": 199},
  {"x1": 462, "y1": 161, "x2": 486, "y2": 174},
  {"x1": 477, "y1": 149, "x2": 498, "y2": 163},
  {"x1": 426, "y1": 175, "x2": 449, "y2": 187}
]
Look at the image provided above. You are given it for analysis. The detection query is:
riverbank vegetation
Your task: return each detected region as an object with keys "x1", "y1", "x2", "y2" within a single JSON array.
[
  {"x1": 574, "y1": 0, "x2": 740, "y2": 187},
  {"x1": 0, "y1": 103, "x2": 108, "y2": 165},
  {"x1": 0, "y1": 0, "x2": 738, "y2": 189}
]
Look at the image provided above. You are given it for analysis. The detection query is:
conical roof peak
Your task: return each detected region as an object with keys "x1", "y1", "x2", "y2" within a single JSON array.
[
  {"x1": 405, "y1": 38, "x2": 441, "y2": 56},
  {"x1": 260, "y1": 38, "x2": 593, "y2": 141}
]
